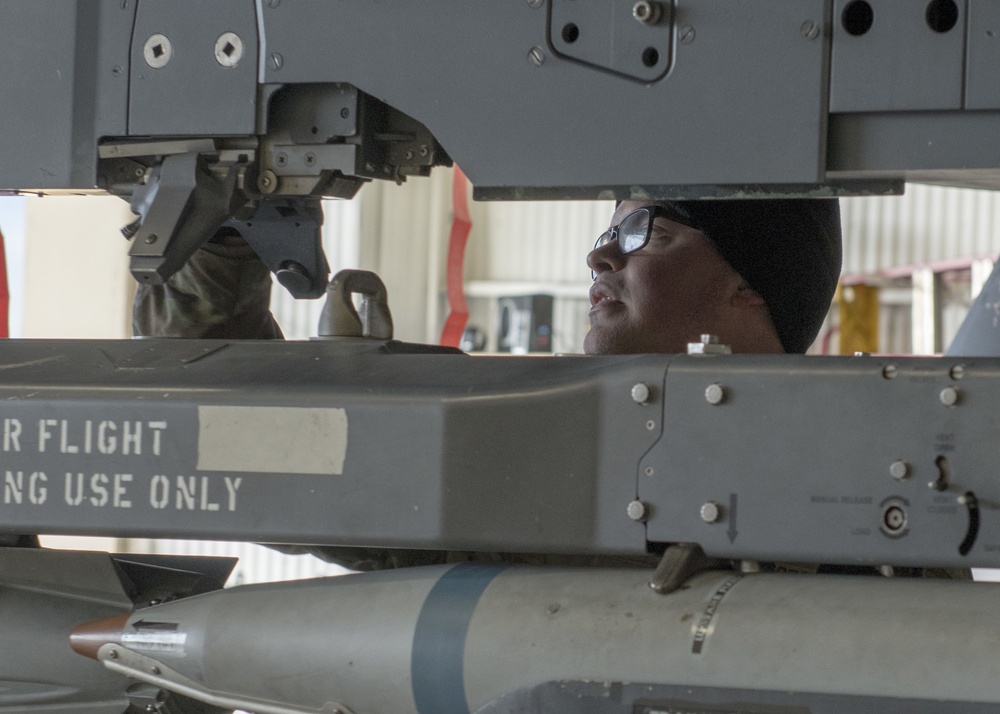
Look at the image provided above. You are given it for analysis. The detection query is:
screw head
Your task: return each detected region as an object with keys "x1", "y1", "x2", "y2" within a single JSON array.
[
  {"x1": 275, "y1": 152, "x2": 288, "y2": 167},
  {"x1": 801, "y1": 20, "x2": 820, "y2": 39},
  {"x1": 143, "y1": 34, "x2": 172, "y2": 69},
  {"x1": 940, "y1": 386, "x2": 960, "y2": 407},
  {"x1": 889, "y1": 459, "x2": 910, "y2": 480},
  {"x1": 528, "y1": 46, "x2": 545, "y2": 66},
  {"x1": 882, "y1": 364, "x2": 898, "y2": 380},
  {"x1": 150, "y1": 666, "x2": 161, "y2": 675},
  {"x1": 644, "y1": 466, "x2": 654, "y2": 476},
  {"x1": 645, "y1": 419, "x2": 655, "y2": 431},
  {"x1": 700, "y1": 501, "x2": 722, "y2": 523},
  {"x1": 112, "y1": 65, "x2": 124, "y2": 77},
  {"x1": 304, "y1": 152, "x2": 317, "y2": 167},
  {"x1": 627, "y1": 499, "x2": 649, "y2": 522},
  {"x1": 340, "y1": 107, "x2": 350, "y2": 119},
  {"x1": 258, "y1": 170, "x2": 277, "y2": 193},
  {"x1": 949, "y1": 364, "x2": 965, "y2": 380},
  {"x1": 679, "y1": 25, "x2": 696, "y2": 44},
  {"x1": 144, "y1": 233, "x2": 158, "y2": 245},
  {"x1": 268, "y1": 52, "x2": 284, "y2": 71},
  {"x1": 214, "y1": 32, "x2": 244, "y2": 68},
  {"x1": 107, "y1": 648, "x2": 118, "y2": 659},
  {"x1": 265, "y1": 0, "x2": 281, "y2": 7},
  {"x1": 527, "y1": 0, "x2": 544, "y2": 7},
  {"x1": 631, "y1": 382, "x2": 651, "y2": 404},
  {"x1": 705, "y1": 383, "x2": 725, "y2": 405}
]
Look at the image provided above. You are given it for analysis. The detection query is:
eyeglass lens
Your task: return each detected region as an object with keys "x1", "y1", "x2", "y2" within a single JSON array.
[{"x1": 591, "y1": 207, "x2": 653, "y2": 280}]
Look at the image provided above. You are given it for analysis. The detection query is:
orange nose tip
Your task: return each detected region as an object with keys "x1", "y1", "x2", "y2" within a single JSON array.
[{"x1": 70, "y1": 612, "x2": 130, "y2": 659}]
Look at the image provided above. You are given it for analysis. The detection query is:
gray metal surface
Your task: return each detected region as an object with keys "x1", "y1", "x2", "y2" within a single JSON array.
[
  {"x1": 262, "y1": 0, "x2": 828, "y2": 188},
  {"x1": 3, "y1": 340, "x2": 1000, "y2": 570},
  {"x1": 0, "y1": 549, "x2": 140, "y2": 714},
  {"x1": 646, "y1": 354, "x2": 1000, "y2": 567},
  {"x1": 0, "y1": 0, "x2": 131, "y2": 189},
  {"x1": 87, "y1": 565, "x2": 1000, "y2": 713},
  {"x1": 0, "y1": 340, "x2": 655, "y2": 555},
  {"x1": 829, "y1": 0, "x2": 965, "y2": 112},
  {"x1": 966, "y1": 0, "x2": 1000, "y2": 110},
  {"x1": 129, "y1": 0, "x2": 257, "y2": 136}
]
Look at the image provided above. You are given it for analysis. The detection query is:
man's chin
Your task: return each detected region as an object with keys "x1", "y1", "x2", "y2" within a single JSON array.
[{"x1": 583, "y1": 328, "x2": 628, "y2": 355}]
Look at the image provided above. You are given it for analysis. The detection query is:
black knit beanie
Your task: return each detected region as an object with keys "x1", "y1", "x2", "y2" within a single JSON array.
[{"x1": 664, "y1": 199, "x2": 842, "y2": 354}]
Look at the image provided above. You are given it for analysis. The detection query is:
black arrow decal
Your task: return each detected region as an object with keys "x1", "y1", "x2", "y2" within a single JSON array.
[
  {"x1": 131, "y1": 620, "x2": 178, "y2": 631},
  {"x1": 727, "y1": 493, "x2": 738, "y2": 543}
]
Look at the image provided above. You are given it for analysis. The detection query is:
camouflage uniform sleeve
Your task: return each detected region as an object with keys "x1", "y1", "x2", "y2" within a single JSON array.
[{"x1": 132, "y1": 239, "x2": 283, "y2": 340}]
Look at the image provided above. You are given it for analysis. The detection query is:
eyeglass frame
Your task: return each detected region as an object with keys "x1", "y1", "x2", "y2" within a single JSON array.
[{"x1": 591, "y1": 205, "x2": 696, "y2": 280}]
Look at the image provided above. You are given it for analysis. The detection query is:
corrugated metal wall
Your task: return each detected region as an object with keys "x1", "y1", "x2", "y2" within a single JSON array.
[{"x1": 841, "y1": 185, "x2": 1000, "y2": 278}]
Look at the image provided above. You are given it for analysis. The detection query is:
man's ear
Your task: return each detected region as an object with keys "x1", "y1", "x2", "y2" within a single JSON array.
[{"x1": 730, "y1": 282, "x2": 767, "y2": 308}]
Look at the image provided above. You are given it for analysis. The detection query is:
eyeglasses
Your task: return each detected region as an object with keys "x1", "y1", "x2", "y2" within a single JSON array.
[{"x1": 591, "y1": 205, "x2": 694, "y2": 279}]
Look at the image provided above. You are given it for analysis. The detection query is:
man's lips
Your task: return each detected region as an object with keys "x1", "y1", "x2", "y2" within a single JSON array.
[{"x1": 589, "y1": 283, "x2": 624, "y2": 311}]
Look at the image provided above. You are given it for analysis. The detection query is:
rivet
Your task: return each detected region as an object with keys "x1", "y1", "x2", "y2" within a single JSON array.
[
  {"x1": 645, "y1": 420, "x2": 655, "y2": 431},
  {"x1": 144, "y1": 233, "x2": 158, "y2": 245},
  {"x1": 940, "y1": 386, "x2": 960, "y2": 407},
  {"x1": 889, "y1": 460, "x2": 909, "y2": 480},
  {"x1": 700, "y1": 501, "x2": 722, "y2": 523},
  {"x1": 644, "y1": 466, "x2": 654, "y2": 476},
  {"x1": 107, "y1": 648, "x2": 119, "y2": 659},
  {"x1": 627, "y1": 499, "x2": 649, "y2": 522},
  {"x1": 631, "y1": 382, "x2": 651, "y2": 404},
  {"x1": 705, "y1": 383, "x2": 725, "y2": 405}
]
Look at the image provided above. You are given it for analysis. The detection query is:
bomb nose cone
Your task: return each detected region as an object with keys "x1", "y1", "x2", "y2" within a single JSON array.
[{"x1": 70, "y1": 612, "x2": 130, "y2": 659}]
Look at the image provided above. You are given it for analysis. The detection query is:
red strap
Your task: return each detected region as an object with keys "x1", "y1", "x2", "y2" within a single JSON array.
[
  {"x1": 439, "y1": 167, "x2": 471, "y2": 347},
  {"x1": 0, "y1": 227, "x2": 9, "y2": 337}
]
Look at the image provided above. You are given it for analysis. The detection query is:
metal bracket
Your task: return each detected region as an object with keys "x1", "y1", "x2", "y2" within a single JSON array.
[
  {"x1": 549, "y1": 0, "x2": 673, "y2": 81},
  {"x1": 127, "y1": 152, "x2": 244, "y2": 285},
  {"x1": 648, "y1": 543, "x2": 727, "y2": 594},
  {"x1": 223, "y1": 199, "x2": 329, "y2": 299},
  {"x1": 317, "y1": 269, "x2": 394, "y2": 339}
]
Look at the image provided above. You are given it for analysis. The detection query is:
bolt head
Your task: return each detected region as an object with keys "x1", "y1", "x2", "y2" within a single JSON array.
[
  {"x1": 889, "y1": 460, "x2": 909, "y2": 480},
  {"x1": 700, "y1": 501, "x2": 722, "y2": 523},
  {"x1": 627, "y1": 499, "x2": 649, "y2": 522},
  {"x1": 631, "y1": 382, "x2": 651, "y2": 404}
]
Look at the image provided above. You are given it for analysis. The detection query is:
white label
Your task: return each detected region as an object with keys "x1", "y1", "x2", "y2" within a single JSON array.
[
  {"x1": 197, "y1": 406, "x2": 347, "y2": 475},
  {"x1": 121, "y1": 631, "x2": 187, "y2": 654}
]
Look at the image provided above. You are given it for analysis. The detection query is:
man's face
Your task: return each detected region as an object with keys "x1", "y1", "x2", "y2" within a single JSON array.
[{"x1": 584, "y1": 200, "x2": 743, "y2": 355}]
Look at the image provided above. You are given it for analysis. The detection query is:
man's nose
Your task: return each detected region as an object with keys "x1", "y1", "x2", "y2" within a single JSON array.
[{"x1": 587, "y1": 240, "x2": 625, "y2": 275}]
